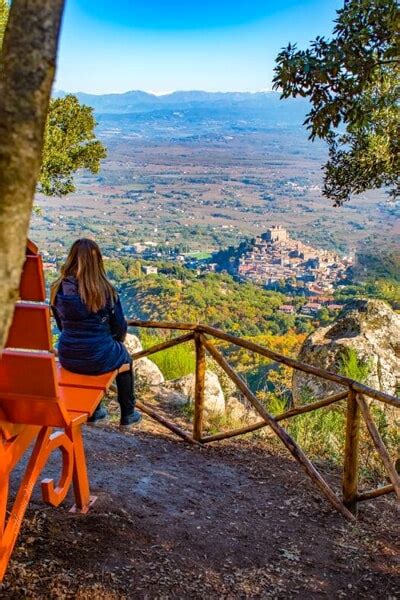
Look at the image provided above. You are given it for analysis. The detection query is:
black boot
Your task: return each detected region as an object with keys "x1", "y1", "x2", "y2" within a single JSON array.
[
  {"x1": 120, "y1": 410, "x2": 142, "y2": 430},
  {"x1": 116, "y1": 365, "x2": 141, "y2": 429},
  {"x1": 88, "y1": 403, "x2": 108, "y2": 424}
]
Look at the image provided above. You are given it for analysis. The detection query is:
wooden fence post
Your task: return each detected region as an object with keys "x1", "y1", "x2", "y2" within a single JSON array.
[
  {"x1": 357, "y1": 393, "x2": 400, "y2": 500},
  {"x1": 200, "y1": 335, "x2": 356, "y2": 521},
  {"x1": 342, "y1": 389, "x2": 361, "y2": 514},
  {"x1": 193, "y1": 333, "x2": 206, "y2": 441}
]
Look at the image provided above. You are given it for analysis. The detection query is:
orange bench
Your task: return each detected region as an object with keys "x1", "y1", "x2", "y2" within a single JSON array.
[{"x1": 0, "y1": 240, "x2": 117, "y2": 581}]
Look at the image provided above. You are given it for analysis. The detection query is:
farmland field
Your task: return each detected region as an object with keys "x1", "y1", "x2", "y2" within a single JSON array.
[{"x1": 31, "y1": 92, "x2": 399, "y2": 258}]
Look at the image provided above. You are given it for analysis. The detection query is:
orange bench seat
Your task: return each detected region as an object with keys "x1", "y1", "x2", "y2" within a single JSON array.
[
  {"x1": 56, "y1": 363, "x2": 117, "y2": 391},
  {"x1": 57, "y1": 363, "x2": 117, "y2": 414},
  {"x1": 59, "y1": 386, "x2": 104, "y2": 415}
]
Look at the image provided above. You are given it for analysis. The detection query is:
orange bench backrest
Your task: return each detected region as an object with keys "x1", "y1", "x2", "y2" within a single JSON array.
[
  {"x1": 0, "y1": 240, "x2": 71, "y2": 428},
  {"x1": 19, "y1": 254, "x2": 46, "y2": 302},
  {"x1": 26, "y1": 239, "x2": 39, "y2": 255},
  {"x1": 5, "y1": 303, "x2": 52, "y2": 351},
  {"x1": 0, "y1": 350, "x2": 70, "y2": 427}
]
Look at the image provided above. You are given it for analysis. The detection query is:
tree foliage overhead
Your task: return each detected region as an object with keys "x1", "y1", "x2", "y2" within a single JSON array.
[
  {"x1": 0, "y1": 0, "x2": 106, "y2": 197},
  {"x1": 273, "y1": 0, "x2": 399, "y2": 205}
]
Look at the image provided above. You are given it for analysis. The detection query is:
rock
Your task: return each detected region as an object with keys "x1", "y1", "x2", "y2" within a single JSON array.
[
  {"x1": 166, "y1": 370, "x2": 226, "y2": 414},
  {"x1": 154, "y1": 379, "x2": 259, "y2": 424},
  {"x1": 124, "y1": 333, "x2": 165, "y2": 387},
  {"x1": 226, "y1": 396, "x2": 258, "y2": 423},
  {"x1": 292, "y1": 299, "x2": 400, "y2": 408},
  {"x1": 153, "y1": 385, "x2": 188, "y2": 408},
  {"x1": 124, "y1": 333, "x2": 143, "y2": 354},
  {"x1": 205, "y1": 359, "x2": 236, "y2": 398},
  {"x1": 132, "y1": 358, "x2": 165, "y2": 387}
]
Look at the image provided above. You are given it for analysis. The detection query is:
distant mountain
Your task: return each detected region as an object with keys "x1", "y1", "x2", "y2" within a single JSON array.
[{"x1": 54, "y1": 89, "x2": 310, "y2": 121}]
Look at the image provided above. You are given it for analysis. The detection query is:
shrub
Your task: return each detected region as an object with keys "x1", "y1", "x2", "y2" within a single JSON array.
[
  {"x1": 140, "y1": 332, "x2": 195, "y2": 380},
  {"x1": 263, "y1": 349, "x2": 398, "y2": 484},
  {"x1": 267, "y1": 393, "x2": 346, "y2": 465}
]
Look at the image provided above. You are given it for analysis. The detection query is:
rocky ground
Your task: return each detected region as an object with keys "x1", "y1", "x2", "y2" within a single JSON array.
[{"x1": 1, "y1": 405, "x2": 399, "y2": 600}]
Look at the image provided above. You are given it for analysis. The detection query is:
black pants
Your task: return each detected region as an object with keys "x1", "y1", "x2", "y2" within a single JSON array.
[{"x1": 116, "y1": 364, "x2": 136, "y2": 418}]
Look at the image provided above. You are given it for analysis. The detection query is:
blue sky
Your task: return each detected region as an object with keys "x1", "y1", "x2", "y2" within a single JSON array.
[{"x1": 56, "y1": 0, "x2": 342, "y2": 94}]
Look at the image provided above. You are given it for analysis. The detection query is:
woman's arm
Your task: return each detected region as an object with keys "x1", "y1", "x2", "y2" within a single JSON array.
[{"x1": 109, "y1": 296, "x2": 128, "y2": 342}]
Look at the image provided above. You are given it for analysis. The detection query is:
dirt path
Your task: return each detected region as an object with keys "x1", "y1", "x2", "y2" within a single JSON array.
[{"x1": 2, "y1": 416, "x2": 399, "y2": 599}]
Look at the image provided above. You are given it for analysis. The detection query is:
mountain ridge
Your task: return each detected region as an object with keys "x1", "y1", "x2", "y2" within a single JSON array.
[
  {"x1": 53, "y1": 89, "x2": 309, "y2": 116},
  {"x1": 55, "y1": 89, "x2": 277, "y2": 101}
]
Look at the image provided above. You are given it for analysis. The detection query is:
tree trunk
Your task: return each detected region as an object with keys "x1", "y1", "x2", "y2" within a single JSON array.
[{"x1": 0, "y1": 0, "x2": 65, "y2": 348}]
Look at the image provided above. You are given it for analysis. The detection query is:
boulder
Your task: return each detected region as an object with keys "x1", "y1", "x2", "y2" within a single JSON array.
[
  {"x1": 165, "y1": 370, "x2": 226, "y2": 414},
  {"x1": 133, "y1": 357, "x2": 165, "y2": 387},
  {"x1": 124, "y1": 333, "x2": 143, "y2": 354},
  {"x1": 205, "y1": 359, "x2": 237, "y2": 398},
  {"x1": 292, "y1": 299, "x2": 400, "y2": 407},
  {"x1": 124, "y1": 333, "x2": 165, "y2": 387},
  {"x1": 226, "y1": 396, "x2": 259, "y2": 423},
  {"x1": 153, "y1": 385, "x2": 188, "y2": 408}
]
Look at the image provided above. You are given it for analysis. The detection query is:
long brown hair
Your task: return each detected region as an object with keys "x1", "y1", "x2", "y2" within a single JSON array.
[{"x1": 50, "y1": 238, "x2": 117, "y2": 312}]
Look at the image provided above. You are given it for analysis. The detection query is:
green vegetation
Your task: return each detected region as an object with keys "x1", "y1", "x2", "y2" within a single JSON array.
[
  {"x1": 141, "y1": 332, "x2": 195, "y2": 380},
  {"x1": 105, "y1": 259, "x2": 130, "y2": 282},
  {"x1": 0, "y1": 0, "x2": 7, "y2": 43},
  {"x1": 122, "y1": 264, "x2": 309, "y2": 396},
  {"x1": 355, "y1": 249, "x2": 400, "y2": 282},
  {"x1": 274, "y1": 0, "x2": 399, "y2": 204},
  {"x1": 339, "y1": 347, "x2": 372, "y2": 382},
  {"x1": 332, "y1": 249, "x2": 400, "y2": 306},
  {"x1": 114, "y1": 261, "x2": 309, "y2": 394},
  {"x1": 0, "y1": 2, "x2": 106, "y2": 197},
  {"x1": 269, "y1": 394, "x2": 346, "y2": 463},
  {"x1": 186, "y1": 251, "x2": 212, "y2": 260},
  {"x1": 120, "y1": 266, "x2": 303, "y2": 337},
  {"x1": 284, "y1": 402, "x2": 399, "y2": 481},
  {"x1": 266, "y1": 349, "x2": 398, "y2": 480},
  {"x1": 40, "y1": 95, "x2": 107, "y2": 196}
]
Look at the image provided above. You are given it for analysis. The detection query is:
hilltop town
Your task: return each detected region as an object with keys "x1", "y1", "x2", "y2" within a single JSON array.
[{"x1": 237, "y1": 226, "x2": 352, "y2": 297}]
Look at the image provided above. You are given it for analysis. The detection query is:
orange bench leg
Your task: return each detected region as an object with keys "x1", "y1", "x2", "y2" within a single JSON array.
[
  {"x1": 0, "y1": 426, "x2": 52, "y2": 581},
  {"x1": 67, "y1": 424, "x2": 97, "y2": 513},
  {"x1": 0, "y1": 426, "x2": 77, "y2": 581},
  {"x1": 0, "y1": 476, "x2": 8, "y2": 536},
  {"x1": 41, "y1": 432, "x2": 74, "y2": 507}
]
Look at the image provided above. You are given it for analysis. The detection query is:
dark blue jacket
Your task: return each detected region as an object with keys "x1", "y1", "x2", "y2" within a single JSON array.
[{"x1": 52, "y1": 277, "x2": 130, "y2": 375}]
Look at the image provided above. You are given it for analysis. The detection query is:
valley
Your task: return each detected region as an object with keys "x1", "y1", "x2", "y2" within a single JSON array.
[{"x1": 30, "y1": 92, "x2": 399, "y2": 261}]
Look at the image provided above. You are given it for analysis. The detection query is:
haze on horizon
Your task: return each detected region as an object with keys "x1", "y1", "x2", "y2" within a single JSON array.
[{"x1": 57, "y1": 0, "x2": 342, "y2": 95}]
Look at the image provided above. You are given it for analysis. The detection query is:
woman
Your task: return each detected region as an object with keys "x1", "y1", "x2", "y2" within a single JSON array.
[{"x1": 51, "y1": 238, "x2": 141, "y2": 429}]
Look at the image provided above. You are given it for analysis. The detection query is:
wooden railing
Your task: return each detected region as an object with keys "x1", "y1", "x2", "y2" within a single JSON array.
[{"x1": 127, "y1": 319, "x2": 400, "y2": 521}]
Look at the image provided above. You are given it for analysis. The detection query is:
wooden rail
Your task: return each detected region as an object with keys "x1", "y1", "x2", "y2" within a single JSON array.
[
  {"x1": 201, "y1": 390, "x2": 349, "y2": 443},
  {"x1": 127, "y1": 319, "x2": 400, "y2": 520}
]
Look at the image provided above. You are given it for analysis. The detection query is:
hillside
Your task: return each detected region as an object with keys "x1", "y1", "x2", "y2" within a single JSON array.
[{"x1": 118, "y1": 268, "x2": 302, "y2": 337}]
